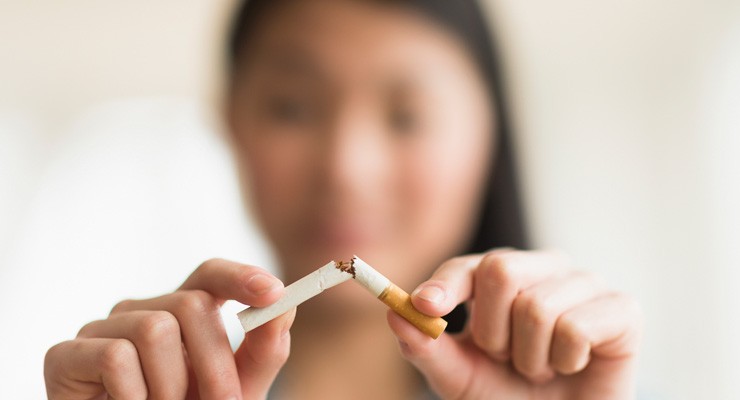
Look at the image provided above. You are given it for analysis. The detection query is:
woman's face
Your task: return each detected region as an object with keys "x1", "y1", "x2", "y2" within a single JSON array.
[{"x1": 228, "y1": 0, "x2": 494, "y2": 296}]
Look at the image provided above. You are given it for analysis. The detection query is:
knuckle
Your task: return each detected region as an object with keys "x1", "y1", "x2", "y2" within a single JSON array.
[
  {"x1": 44, "y1": 341, "x2": 75, "y2": 388},
  {"x1": 449, "y1": 255, "x2": 469, "y2": 265},
  {"x1": 236, "y1": 266, "x2": 259, "y2": 286},
  {"x1": 478, "y1": 253, "x2": 517, "y2": 288},
  {"x1": 555, "y1": 315, "x2": 587, "y2": 347},
  {"x1": 110, "y1": 299, "x2": 134, "y2": 315},
  {"x1": 514, "y1": 293, "x2": 555, "y2": 328},
  {"x1": 196, "y1": 258, "x2": 225, "y2": 274},
  {"x1": 44, "y1": 340, "x2": 72, "y2": 368},
  {"x1": 134, "y1": 311, "x2": 180, "y2": 345},
  {"x1": 99, "y1": 339, "x2": 138, "y2": 374},
  {"x1": 439, "y1": 256, "x2": 468, "y2": 272},
  {"x1": 76, "y1": 320, "x2": 100, "y2": 338},
  {"x1": 174, "y1": 290, "x2": 219, "y2": 315}
]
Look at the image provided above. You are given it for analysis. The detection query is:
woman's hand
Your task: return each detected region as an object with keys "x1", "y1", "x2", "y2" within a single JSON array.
[
  {"x1": 44, "y1": 259, "x2": 295, "y2": 400},
  {"x1": 388, "y1": 249, "x2": 642, "y2": 400}
]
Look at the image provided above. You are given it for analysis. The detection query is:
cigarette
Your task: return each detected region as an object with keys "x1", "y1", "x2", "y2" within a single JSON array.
[
  {"x1": 236, "y1": 256, "x2": 447, "y2": 340},
  {"x1": 351, "y1": 256, "x2": 447, "y2": 339},
  {"x1": 237, "y1": 261, "x2": 354, "y2": 333}
]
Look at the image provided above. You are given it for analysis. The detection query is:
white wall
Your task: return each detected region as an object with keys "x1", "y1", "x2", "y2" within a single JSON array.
[
  {"x1": 1, "y1": 1, "x2": 738, "y2": 399},
  {"x1": 484, "y1": 1, "x2": 740, "y2": 398}
]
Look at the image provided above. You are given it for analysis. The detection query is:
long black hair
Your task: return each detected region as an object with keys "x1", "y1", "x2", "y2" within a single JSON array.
[{"x1": 226, "y1": 0, "x2": 529, "y2": 331}]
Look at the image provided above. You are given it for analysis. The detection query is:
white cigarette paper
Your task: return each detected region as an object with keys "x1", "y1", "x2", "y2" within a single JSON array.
[
  {"x1": 237, "y1": 261, "x2": 353, "y2": 333},
  {"x1": 352, "y1": 256, "x2": 390, "y2": 296}
]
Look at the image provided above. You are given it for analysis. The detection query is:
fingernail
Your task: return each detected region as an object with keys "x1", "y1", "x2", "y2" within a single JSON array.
[
  {"x1": 246, "y1": 274, "x2": 279, "y2": 295},
  {"x1": 412, "y1": 285, "x2": 445, "y2": 304}
]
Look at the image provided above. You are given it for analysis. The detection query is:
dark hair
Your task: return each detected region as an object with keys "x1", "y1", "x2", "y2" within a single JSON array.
[{"x1": 227, "y1": 0, "x2": 528, "y2": 331}]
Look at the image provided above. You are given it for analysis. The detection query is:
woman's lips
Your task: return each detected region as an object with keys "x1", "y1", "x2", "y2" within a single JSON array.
[{"x1": 302, "y1": 220, "x2": 384, "y2": 251}]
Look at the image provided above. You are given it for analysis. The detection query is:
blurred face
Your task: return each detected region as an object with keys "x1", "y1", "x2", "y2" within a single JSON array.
[{"x1": 228, "y1": 0, "x2": 494, "y2": 298}]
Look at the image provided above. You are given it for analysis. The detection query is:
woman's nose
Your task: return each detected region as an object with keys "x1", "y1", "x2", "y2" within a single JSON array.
[{"x1": 320, "y1": 105, "x2": 390, "y2": 196}]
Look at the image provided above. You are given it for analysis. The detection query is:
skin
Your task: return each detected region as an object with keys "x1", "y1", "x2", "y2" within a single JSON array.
[
  {"x1": 44, "y1": 0, "x2": 642, "y2": 399},
  {"x1": 228, "y1": 0, "x2": 493, "y2": 295}
]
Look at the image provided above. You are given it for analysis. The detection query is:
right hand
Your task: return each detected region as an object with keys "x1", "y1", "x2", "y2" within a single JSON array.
[{"x1": 44, "y1": 258, "x2": 294, "y2": 400}]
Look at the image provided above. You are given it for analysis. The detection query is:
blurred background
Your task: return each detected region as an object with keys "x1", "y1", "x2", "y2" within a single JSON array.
[{"x1": 1, "y1": 0, "x2": 738, "y2": 398}]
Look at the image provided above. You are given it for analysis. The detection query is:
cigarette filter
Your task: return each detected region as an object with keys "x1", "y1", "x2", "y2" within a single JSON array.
[{"x1": 352, "y1": 256, "x2": 447, "y2": 339}]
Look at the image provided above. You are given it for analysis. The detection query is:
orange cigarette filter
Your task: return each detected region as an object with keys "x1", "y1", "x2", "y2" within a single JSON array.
[
  {"x1": 350, "y1": 256, "x2": 447, "y2": 339},
  {"x1": 378, "y1": 282, "x2": 447, "y2": 339}
]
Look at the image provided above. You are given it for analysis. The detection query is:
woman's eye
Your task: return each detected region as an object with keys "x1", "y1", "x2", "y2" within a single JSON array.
[
  {"x1": 388, "y1": 108, "x2": 419, "y2": 135},
  {"x1": 267, "y1": 96, "x2": 312, "y2": 123}
]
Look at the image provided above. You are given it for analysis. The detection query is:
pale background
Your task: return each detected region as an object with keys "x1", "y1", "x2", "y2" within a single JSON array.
[{"x1": 1, "y1": 1, "x2": 739, "y2": 398}]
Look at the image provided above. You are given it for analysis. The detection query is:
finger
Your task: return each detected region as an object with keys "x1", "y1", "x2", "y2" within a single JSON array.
[
  {"x1": 113, "y1": 290, "x2": 243, "y2": 400},
  {"x1": 45, "y1": 338, "x2": 147, "y2": 400},
  {"x1": 470, "y1": 249, "x2": 571, "y2": 360},
  {"x1": 388, "y1": 310, "x2": 532, "y2": 399},
  {"x1": 111, "y1": 259, "x2": 284, "y2": 313},
  {"x1": 77, "y1": 311, "x2": 188, "y2": 400},
  {"x1": 386, "y1": 311, "x2": 477, "y2": 399},
  {"x1": 235, "y1": 308, "x2": 296, "y2": 399},
  {"x1": 509, "y1": 272, "x2": 606, "y2": 383},
  {"x1": 551, "y1": 293, "x2": 642, "y2": 375},
  {"x1": 410, "y1": 254, "x2": 485, "y2": 316},
  {"x1": 178, "y1": 258, "x2": 284, "y2": 307},
  {"x1": 410, "y1": 249, "x2": 517, "y2": 316}
]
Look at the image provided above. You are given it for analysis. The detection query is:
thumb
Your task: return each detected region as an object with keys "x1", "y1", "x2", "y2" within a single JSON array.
[
  {"x1": 387, "y1": 311, "x2": 476, "y2": 399},
  {"x1": 234, "y1": 308, "x2": 296, "y2": 399}
]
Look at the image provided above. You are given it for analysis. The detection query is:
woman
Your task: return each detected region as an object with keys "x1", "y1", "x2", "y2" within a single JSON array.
[{"x1": 44, "y1": 0, "x2": 642, "y2": 399}]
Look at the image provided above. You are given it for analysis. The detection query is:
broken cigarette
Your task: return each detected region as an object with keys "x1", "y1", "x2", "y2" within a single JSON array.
[
  {"x1": 237, "y1": 261, "x2": 353, "y2": 333},
  {"x1": 351, "y1": 256, "x2": 448, "y2": 339},
  {"x1": 237, "y1": 256, "x2": 447, "y2": 339}
]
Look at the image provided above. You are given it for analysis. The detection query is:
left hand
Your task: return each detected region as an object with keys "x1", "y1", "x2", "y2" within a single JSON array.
[{"x1": 387, "y1": 249, "x2": 642, "y2": 400}]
